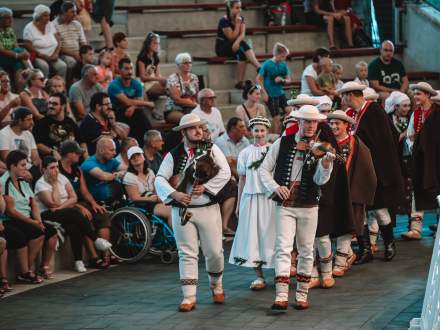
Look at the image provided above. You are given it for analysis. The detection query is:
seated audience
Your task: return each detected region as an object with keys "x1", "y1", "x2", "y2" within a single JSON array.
[
  {"x1": 0, "y1": 71, "x2": 21, "y2": 126},
  {"x1": 0, "y1": 107, "x2": 41, "y2": 180},
  {"x1": 317, "y1": 57, "x2": 338, "y2": 97},
  {"x1": 108, "y1": 58, "x2": 153, "y2": 145},
  {"x1": 1, "y1": 150, "x2": 57, "y2": 281},
  {"x1": 80, "y1": 92, "x2": 115, "y2": 155},
  {"x1": 215, "y1": 0, "x2": 260, "y2": 88},
  {"x1": 35, "y1": 156, "x2": 112, "y2": 273},
  {"x1": 354, "y1": 61, "x2": 369, "y2": 86},
  {"x1": 19, "y1": 69, "x2": 48, "y2": 120},
  {"x1": 368, "y1": 40, "x2": 409, "y2": 100},
  {"x1": 59, "y1": 140, "x2": 114, "y2": 268},
  {"x1": 111, "y1": 32, "x2": 130, "y2": 76},
  {"x1": 80, "y1": 137, "x2": 125, "y2": 204},
  {"x1": 69, "y1": 65, "x2": 104, "y2": 120},
  {"x1": 71, "y1": 44, "x2": 94, "y2": 83},
  {"x1": 23, "y1": 5, "x2": 67, "y2": 79},
  {"x1": 122, "y1": 146, "x2": 172, "y2": 227},
  {"x1": 300, "y1": 47, "x2": 331, "y2": 96},
  {"x1": 235, "y1": 80, "x2": 267, "y2": 137},
  {"x1": 333, "y1": 62, "x2": 344, "y2": 90},
  {"x1": 33, "y1": 92, "x2": 87, "y2": 160},
  {"x1": 115, "y1": 137, "x2": 137, "y2": 170},
  {"x1": 305, "y1": 0, "x2": 354, "y2": 49},
  {"x1": 165, "y1": 53, "x2": 199, "y2": 124},
  {"x1": 95, "y1": 50, "x2": 113, "y2": 89},
  {"x1": 53, "y1": 1, "x2": 87, "y2": 79},
  {"x1": 136, "y1": 32, "x2": 167, "y2": 99},
  {"x1": 191, "y1": 88, "x2": 225, "y2": 140},
  {"x1": 46, "y1": 75, "x2": 75, "y2": 121},
  {"x1": 142, "y1": 130, "x2": 164, "y2": 174},
  {"x1": 215, "y1": 117, "x2": 249, "y2": 179},
  {"x1": 0, "y1": 7, "x2": 30, "y2": 91}
]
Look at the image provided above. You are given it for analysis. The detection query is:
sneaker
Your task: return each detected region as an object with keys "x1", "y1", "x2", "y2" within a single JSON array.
[
  {"x1": 94, "y1": 238, "x2": 112, "y2": 251},
  {"x1": 74, "y1": 261, "x2": 87, "y2": 273}
]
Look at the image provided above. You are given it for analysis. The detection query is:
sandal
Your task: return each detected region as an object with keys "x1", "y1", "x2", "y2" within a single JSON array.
[
  {"x1": 39, "y1": 266, "x2": 54, "y2": 280},
  {"x1": 88, "y1": 258, "x2": 110, "y2": 269},
  {"x1": 0, "y1": 278, "x2": 13, "y2": 292},
  {"x1": 16, "y1": 272, "x2": 43, "y2": 284}
]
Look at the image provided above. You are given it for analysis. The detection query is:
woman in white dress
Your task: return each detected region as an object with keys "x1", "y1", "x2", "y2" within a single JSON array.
[{"x1": 229, "y1": 116, "x2": 276, "y2": 290}]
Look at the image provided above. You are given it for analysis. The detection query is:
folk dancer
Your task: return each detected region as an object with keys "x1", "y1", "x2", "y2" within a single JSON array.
[
  {"x1": 260, "y1": 105, "x2": 335, "y2": 311},
  {"x1": 341, "y1": 81, "x2": 404, "y2": 262},
  {"x1": 401, "y1": 82, "x2": 440, "y2": 239},
  {"x1": 229, "y1": 116, "x2": 276, "y2": 290},
  {"x1": 327, "y1": 110, "x2": 377, "y2": 275},
  {"x1": 154, "y1": 114, "x2": 231, "y2": 312}
]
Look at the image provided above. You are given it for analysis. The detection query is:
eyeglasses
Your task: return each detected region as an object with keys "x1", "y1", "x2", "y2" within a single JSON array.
[
  {"x1": 48, "y1": 102, "x2": 60, "y2": 106},
  {"x1": 0, "y1": 80, "x2": 10, "y2": 83},
  {"x1": 382, "y1": 48, "x2": 393, "y2": 52},
  {"x1": 181, "y1": 61, "x2": 192, "y2": 65},
  {"x1": 34, "y1": 77, "x2": 45, "y2": 81},
  {"x1": 101, "y1": 103, "x2": 112, "y2": 107}
]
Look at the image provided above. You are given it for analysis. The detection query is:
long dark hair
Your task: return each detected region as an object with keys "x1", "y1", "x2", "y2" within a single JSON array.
[
  {"x1": 136, "y1": 32, "x2": 160, "y2": 77},
  {"x1": 127, "y1": 159, "x2": 150, "y2": 176}
]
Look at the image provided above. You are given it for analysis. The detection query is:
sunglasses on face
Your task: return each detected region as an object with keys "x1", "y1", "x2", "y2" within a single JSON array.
[{"x1": 0, "y1": 80, "x2": 10, "y2": 83}]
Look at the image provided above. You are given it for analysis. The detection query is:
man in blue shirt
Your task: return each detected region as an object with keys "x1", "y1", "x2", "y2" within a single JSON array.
[
  {"x1": 107, "y1": 58, "x2": 154, "y2": 146},
  {"x1": 257, "y1": 42, "x2": 291, "y2": 134},
  {"x1": 81, "y1": 137, "x2": 125, "y2": 203}
]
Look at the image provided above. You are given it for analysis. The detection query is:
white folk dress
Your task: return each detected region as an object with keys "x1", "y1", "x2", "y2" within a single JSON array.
[{"x1": 229, "y1": 144, "x2": 276, "y2": 269}]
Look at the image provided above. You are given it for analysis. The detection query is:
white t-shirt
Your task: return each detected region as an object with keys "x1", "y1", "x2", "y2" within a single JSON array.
[
  {"x1": 0, "y1": 92, "x2": 19, "y2": 124},
  {"x1": 23, "y1": 21, "x2": 58, "y2": 56},
  {"x1": 300, "y1": 64, "x2": 318, "y2": 96},
  {"x1": 34, "y1": 174, "x2": 70, "y2": 212},
  {"x1": 0, "y1": 125, "x2": 37, "y2": 164},
  {"x1": 191, "y1": 105, "x2": 225, "y2": 140},
  {"x1": 123, "y1": 171, "x2": 155, "y2": 196}
]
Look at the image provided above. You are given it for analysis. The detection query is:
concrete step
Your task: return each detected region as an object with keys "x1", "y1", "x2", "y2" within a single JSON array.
[
  {"x1": 157, "y1": 30, "x2": 328, "y2": 63},
  {"x1": 218, "y1": 104, "x2": 239, "y2": 122},
  {"x1": 126, "y1": 7, "x2": 265, "y2": 35}
]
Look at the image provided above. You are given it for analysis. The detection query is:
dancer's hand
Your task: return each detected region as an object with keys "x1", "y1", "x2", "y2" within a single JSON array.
[
  {"x1": 171, "y1": 191, "x2": 191, "y2": 206},
  {"x1": 276, "y1": 186, "x2": 290, "y2": 201}
]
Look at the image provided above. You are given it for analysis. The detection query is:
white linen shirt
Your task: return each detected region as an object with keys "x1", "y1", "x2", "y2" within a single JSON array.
[{"x1": 214, "y1": 133, "x2": 249, "y2": 160}]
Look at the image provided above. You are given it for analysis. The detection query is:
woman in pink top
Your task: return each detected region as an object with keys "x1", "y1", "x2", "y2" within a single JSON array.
[{"x1": 95, "y1": 50, "x2": 113, "y2": 89}]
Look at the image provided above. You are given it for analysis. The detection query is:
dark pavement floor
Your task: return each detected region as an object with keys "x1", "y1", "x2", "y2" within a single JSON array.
[{"x1": 0, "y1": 213, "x2": 437, "y2": 330}]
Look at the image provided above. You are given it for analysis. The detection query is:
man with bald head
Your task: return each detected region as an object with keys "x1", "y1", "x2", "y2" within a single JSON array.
[
  {"x1": 80, "y1": 137, "x2": 125, "y2": 203},
  {"x1": 368, "y1": 40, "x2": 409, "y2": 100}
]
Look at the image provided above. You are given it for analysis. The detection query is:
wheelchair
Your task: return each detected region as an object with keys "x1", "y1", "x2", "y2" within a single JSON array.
[{"x1": 109, "y1": 199, "x2": 177, "y2": 264}]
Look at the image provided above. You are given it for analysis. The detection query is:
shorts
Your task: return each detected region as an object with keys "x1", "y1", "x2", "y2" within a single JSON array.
[
  {"x1": 132, "y1": 201, "x2": 157, "y2": 214},
  {"x1": 79, "y1": 202, "x2": 112, "y2": 229},
  {"x1": 2, "y1": 219, "x2": 56, "y2": 249},
  {"x1": 215, "y1": 40, "x2": 251, "y2": 61},
  {"x1": 92, "y1": 0, "x2": 115, "y2": 24},
  {"x1": 267, "y1": 94, "x2": 288, "y2": 117},
  {"x1": 216, "y1": 179, "x2": 238, "y2": 203}
]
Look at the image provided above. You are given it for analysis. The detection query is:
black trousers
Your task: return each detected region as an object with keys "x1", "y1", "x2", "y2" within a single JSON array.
[
  {"x1": 116, "y1": 107, "x2": 152, "y2": 147},
  {"x1": 3, "y1": 220, "x2": 56, "y2": 250},
  {"x1": 41, "y1": 208, "x2": 98, "y2": 260}
]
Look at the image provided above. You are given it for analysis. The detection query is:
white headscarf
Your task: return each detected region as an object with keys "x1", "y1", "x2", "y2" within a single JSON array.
[
  {"x1": 384, "y1": 91, "x2": 410, "y2": 114},
  {"x1": 33, "y1": 4, "x2": 50, "y2": 21},
  {"x1": 314, "y1": 95, "x2": 333, "y2": 111}
]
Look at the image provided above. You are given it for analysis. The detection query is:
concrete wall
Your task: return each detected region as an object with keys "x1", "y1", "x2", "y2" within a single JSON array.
[{"x1": 403, "y1": 3, "x2": 440, "y2": 72}]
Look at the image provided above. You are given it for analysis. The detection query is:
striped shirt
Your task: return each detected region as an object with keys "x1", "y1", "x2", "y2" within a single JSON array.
[{"x1": 53, "y1": 18, "x2": 87, "y2": 54}]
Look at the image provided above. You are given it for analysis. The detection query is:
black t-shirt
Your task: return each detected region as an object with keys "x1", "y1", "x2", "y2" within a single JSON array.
[
  {"x1": 368, "y1": 57, "x2": 407, "y2": 90},
  {"x1": 215, "y1": 15, "x2": 245, "y2": 50},
  {"x1": 59, "y1": 161, "x2": 83, "y2": 198},
  {"x1": 33, "y1": 116, "x2": 82, "y2": 151},
  {"x1": 79, "y1": 113, "x2": 111, "y2": 155},
  {"x1": 136, "y1": 53, "x2": 159, "y2": 77}
]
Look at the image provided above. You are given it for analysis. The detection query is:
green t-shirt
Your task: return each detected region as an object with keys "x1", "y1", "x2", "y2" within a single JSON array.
[
  {"x1": 368, "y1": 57, "x2": 406, "y2": 90},
  {"x1": 0, "y1": 172, "x2": 34, "y2": 219}
]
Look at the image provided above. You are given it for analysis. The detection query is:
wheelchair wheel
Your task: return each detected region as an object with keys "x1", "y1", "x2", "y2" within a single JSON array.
[
  {"x1": 160, "y1": 249, "x2": 178, "y2": 264},
  {"x1": 109, "y1": 207, "x2": 152, "y2": 263}
]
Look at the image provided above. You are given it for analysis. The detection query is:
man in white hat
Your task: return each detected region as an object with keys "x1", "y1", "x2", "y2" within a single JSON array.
[
  {"x1": 327, "y1": 110, "x2": 377, "y2": 274},
  {"x1": 260, "y1": 105, "x2": 335, "y2": 311},
  {"x1": 340, "y1": 81, "x2": 403, "y2": 262},
  {"x1": 154, "y1": 113, "x2": 231, "y2": 312},
  {"x1": 402, "y1": 82, "x2": 440, "y2": 239}
]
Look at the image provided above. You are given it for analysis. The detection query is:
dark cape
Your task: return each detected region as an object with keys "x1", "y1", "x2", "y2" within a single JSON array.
[
  {"x1": 355, "y1": 102, "x2": 404, "y2": 210},
  {"x1": 412, "y1": 105, "x2": 440, "y2": 211},
  {"x1": 316, "y1": 122, "x2": 355, "y2": 238},
  {"x1": 348, "y1": 136, "x2": 377, "y2": 235}
]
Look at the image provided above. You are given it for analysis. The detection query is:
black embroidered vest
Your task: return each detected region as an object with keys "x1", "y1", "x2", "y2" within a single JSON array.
[
  {"x1": 273, "y1": 135, "x2": 320, "y2": 204},
  {"x1": 169, "y1": 143, "x2": 189, "y2": 176}
]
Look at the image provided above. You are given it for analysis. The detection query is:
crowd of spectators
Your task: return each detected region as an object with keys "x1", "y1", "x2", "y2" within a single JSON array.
[{"x1": 0, "y1": 0, "x2": 437, "y2": 298}]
